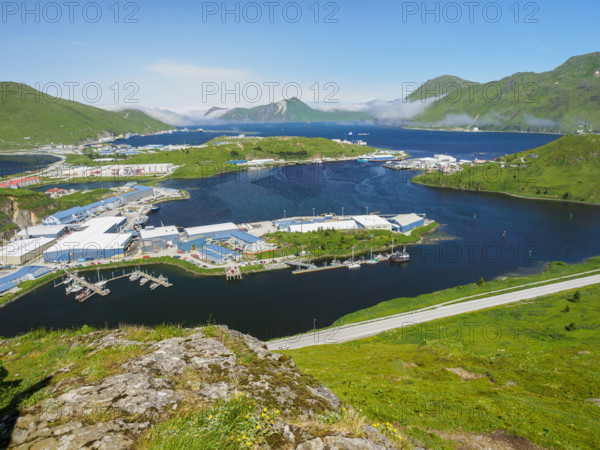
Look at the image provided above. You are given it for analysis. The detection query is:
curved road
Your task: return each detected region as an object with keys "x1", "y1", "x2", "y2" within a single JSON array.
[{"x1": 267, "y1": 274, "x2": 600, "y2": 350}]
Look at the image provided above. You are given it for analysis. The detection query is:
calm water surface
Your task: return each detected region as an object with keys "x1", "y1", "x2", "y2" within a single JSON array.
[{"x1": 2, "y1": 126, "x2": 597, "y2": 340}]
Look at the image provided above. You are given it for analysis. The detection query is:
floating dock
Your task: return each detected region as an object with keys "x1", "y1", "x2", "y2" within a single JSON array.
[
  {"x1": 287, "y1": 260, "x2": 354, "y2": 275},
  {"x1": 130, "y1": 270, "x2": 173, "y2": 288},
  {"x1": 69, "y1": 272, "x2": 113, "y2": 302}
]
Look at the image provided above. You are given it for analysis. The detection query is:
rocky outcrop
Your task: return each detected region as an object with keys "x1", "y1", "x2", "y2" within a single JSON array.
[
  {"x1": 0, "y1": 198, "x2": 41, "y2": 232},
  {"x1": 1, "y1": 327, "x2": 398, "y2": 449}
]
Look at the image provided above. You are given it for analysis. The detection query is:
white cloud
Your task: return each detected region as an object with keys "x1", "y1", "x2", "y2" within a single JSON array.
[{"x1": 146, "y1": 62, "x2": 253, "y2": 81}]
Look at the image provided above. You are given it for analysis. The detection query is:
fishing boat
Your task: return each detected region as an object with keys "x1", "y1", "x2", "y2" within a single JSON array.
[
  {"x1": 136, "y1": 215, "x2": 149, "y2": 226},
  {"x1": 139, "y1": 277, "x2": 149, "y2": 286},
  {"x1": 76, "y1": 289, "x2": 91, "y2": 302},
  {"x1": 150, "y1": 205, "x2": 161, "y2": 212},
  {"x1": 391, "y1": 245, "x2": 410, "y2": 263}
]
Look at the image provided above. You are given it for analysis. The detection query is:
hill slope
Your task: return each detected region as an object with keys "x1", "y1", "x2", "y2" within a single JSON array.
[
  {"x1": 0, "y1": 82, "x2": 173, "y2": 149},
  {"x1": 0, "y1": 325, "x2": 401, "y2": 449},
  {"x1": 211, "y1": 98, "x2": 373, "y2": 123},
  {"x1": 413, "y1": 134, "x2": 600, "y2": 203},
  {"x1": 409, "y1": 52, "x2": 600, "y2": 132},
  {"x1": 288, "y1": 281, "x2": 600, "y2": 449}
]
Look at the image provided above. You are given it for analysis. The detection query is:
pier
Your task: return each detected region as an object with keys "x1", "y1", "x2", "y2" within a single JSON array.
[
  {"x1": 130, "y1": 270, "x2": 173, "y2": 289},
  {"x1": 286, "y1": 260, "x2": 350, "y2": 275},
  {"x1": 225, "y1": 265, "x2": 242, "y2": 281},
  {"x1": 69, "y1": 272, "x2": 112, "y2": 302}
]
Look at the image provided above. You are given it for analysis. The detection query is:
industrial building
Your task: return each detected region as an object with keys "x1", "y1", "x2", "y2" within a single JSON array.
[
  {"x1": 43, "y1": 217, "x2": 132, "y2": 262},
  {"x1": 120, "y1": 185, "x2": 154, "y2": 203},
  {"x1": 42, "y1": 186, "x2": 152, "y2": 226},
  {"x1": 0, "y1": 176, "x2": 41, "y2": 189},
  {"x1": 389, "y1": 214, "x2": 425, "y2": 233},
  {"x1": 0, "y1": 237, "x2": 56, "y2": 265},
  {"x1": 288, "y1": 220, "x2": 358, "y2": 233},
  {"x1": 0, "y1": 266, "x2": 52, "y2": 294},
  {"x1": 353, "y1": 215, "x2": 393, "y2": 231},
  {"x1": 213, "y1": 230, "x2": 267, "y2": 253},
  {"x1": 140, "y1": 226, "x2": 180, "y2": 252},
  {"x1": 197, "y1": 244, "x2": 241, "y2": 264},
  {"x1": 230, "y1": 231, "x2": 267, "y2": 253},
  {"x1": 184, "y1": 222, "x2": 239, "y2": 240},
  {"x1": 15, "y1": 225, "x2": 68, "y2": 240},
  {"x1": 178, "y1": 236, "x2": 207, "y2": 253}
]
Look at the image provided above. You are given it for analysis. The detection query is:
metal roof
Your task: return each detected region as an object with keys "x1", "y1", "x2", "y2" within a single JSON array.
[
  {"x1": 230, "y1": 231, "x2": 262, "y2": 244},
  {"x1": 184, "y1": 223, "x2": 238, "y2": 237},
  {"x1": 140, "y1": 226, "x2": 179, "y2": 240},
  {"x1": 390, "y1": 214, "x2": 424, "y2": 227}
]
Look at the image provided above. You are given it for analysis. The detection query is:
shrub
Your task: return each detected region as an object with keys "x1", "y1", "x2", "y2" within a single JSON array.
[
  {"x1": 565, "y1": 322, "x2": 577, "y2": 331},
  {"x1": 477, "y1": 277, "x2": 486, "y2": 287}
]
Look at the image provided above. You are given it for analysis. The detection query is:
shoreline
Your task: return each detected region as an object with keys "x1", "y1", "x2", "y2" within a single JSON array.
[
  {"x1": 403, "y1": 126, "x2": 566, "y2": 136},
  {"x1": 0, "y1": 223, "x2": 439, "y2": 308},
  {"x1": 411, "y1": 177, "x2": 600, "y2": 206}
]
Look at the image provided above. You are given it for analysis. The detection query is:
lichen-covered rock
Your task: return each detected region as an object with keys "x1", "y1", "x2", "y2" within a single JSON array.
[{"x1": 2, "y1": 327, "x2": 399, "y2": 449}]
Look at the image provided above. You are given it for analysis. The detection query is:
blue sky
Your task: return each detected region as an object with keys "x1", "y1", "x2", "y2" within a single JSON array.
[{"x1": 1, "y1": 0, "x2": 598, "y2": 119}]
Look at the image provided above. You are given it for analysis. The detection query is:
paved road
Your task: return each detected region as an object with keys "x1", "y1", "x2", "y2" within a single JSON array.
[{"x1": 267, "y1": 274, "x2": 600, "y2": 350}]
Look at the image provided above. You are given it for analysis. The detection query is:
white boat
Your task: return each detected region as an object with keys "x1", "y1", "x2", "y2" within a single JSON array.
[
  {"x1": 149, "y1": 282, "x2": 159, "y2": 290},
  {"x1": 347, "y1": 249, "x2": 361, "y2": 269},
  {"x1": 139, "y1": 277, "x2": 149, "y2": 286},
  {"x1": 66, "y1": 283, "x2": 83, "y2": 294},
  {"x1": 129, "y1": 271, "x2": 141, "y2": 281}
]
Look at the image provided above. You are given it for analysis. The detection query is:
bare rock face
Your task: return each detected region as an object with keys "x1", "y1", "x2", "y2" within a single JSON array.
[{"x1": 2, "y1": 327, "x2": 398, "y2": 449}]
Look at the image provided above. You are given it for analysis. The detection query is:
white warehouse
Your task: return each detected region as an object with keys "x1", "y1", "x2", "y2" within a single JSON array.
[
  {"x1": 43, "y1": 217, "x2": 132, "y2": 262},
  {"x1": 352, "y1": 215, "x2": 393, "y2": 231}
]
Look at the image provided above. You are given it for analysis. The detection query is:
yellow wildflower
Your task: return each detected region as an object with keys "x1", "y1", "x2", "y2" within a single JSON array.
[
  {"x1": 257, "y1": 425, "x2": 261, "y2": 430},
  {"x1": 263, "y1": 407, "x2": 267, "y2": 412}
]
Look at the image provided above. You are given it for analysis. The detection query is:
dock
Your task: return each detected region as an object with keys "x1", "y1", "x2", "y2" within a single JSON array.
[
  {"x1": 69, "y1": 272, "x2": 111, "y2": 302},
  {"x1": 131, "y1": 270, "x2": 173, "y2": 288},
  {"x1": 225, "y1": 265, "x2": 242, "y2": 281},
  {"x1": 286, "y1": 260, "x2": 351, "y2": 275}
]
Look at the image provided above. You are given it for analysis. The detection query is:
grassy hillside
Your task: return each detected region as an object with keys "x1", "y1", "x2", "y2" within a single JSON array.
[
  {"x1": 0, "y1": 82, "x2": 173, "y2": 150},
  {"x1": 65, "y1": 135, "x2": 390, "y2": 179},
  {"x1": 218, "y1": 98, "x2": 373, "y2": 122},
  {"x1": 406, "y1": 75, "x2": 479, "y2": 102},
  {"x1": 409, "y1": 52, "x2": 600, "y2": 132},
  {"x1": 288, "y1": 282, "x2": 600, "y2": 448},
  {"x1": 412, "y1": 134, "x2": 600, "y2": 203}
]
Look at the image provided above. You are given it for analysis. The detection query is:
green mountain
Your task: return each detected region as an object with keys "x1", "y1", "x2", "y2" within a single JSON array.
[
  {"x1": 406, "y1": 75, "x2": 479, "y2": 101},
  {"x1": 213, "y1": 98, "x2": 373, "y2": 123},
  {"x1": 409, "y1": 52, "x2": 600, "y2": 132},
  {"x1": 0, "y1": 82, "x2": 173, "y2": 150},
  {"x1": 413, "y1": 134, "x2": 600, "y2": 203}
]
